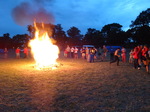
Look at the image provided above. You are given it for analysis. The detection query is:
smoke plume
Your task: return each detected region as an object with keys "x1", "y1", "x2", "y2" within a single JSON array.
[{"x1": 12, "y1": 1, "x2": 54, "y2": 26}]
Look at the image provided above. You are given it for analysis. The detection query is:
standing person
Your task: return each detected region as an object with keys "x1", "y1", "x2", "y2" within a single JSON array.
[
  {"x1": 141, "y1": 45, "x2": 148, "y2": 61},
  {"x1": 101, "y1": 45, "x2": 108, "y2": 61},
  {"x1": 74, "y1": 47, "x2": 78, "y2": 59},
  {"x1": 24, "y1": 47, "x2": 29, "y2": 58},
  {"x1": 80, "y1": 47, "x2": 86, "y2": 59},
  {"x1": 145, "y1": 47, "x2": 150, "y2": 74},
  {"x1": 86, "y1": 47, "x2": 90, "y2": 61},
  {"x1": 129, "y1": 49, "x2": 134, "y2": 64},
  {"x1": 64, "y1": 49, "x2": 67, "y2": 58},
  {"x1": 4, "y1": 48, "x2": 8, "y2": 59},
  {"x1": 141, "y1": 45, "x2": 149, "y2": 72},
  {"x1": 137, "y1": 45, "x2": 143, "y2": 69},
  {"x1": 70, "y1": 47, "x2": 74, "y2": 58},
  {"x1": 121, "y1": 46, "x2": 126, "y2": 62},
  {"x1": 16, "y1": 47, "x2": 20, "y2": 59},
  {"x1": 66, "y1": 45, "x2": 70, "y2": 58},
  {"x1": 148, "y1": 47, "x2": 150, "y2": 58},
  {"x1": 146, "y1": 47, "x2": 150, "y2": 73},
  {"x1": 132, "y1": 47, "x2": 140, "y2": 69},
  {"x1": 89, "y1": 47, "x2": 96, "y2": 63},
  {"x1": 93, "y1": 47, "x2": 97, "y2": 60},
  {"x1": 110, "y1": 48, "x2": 120, "y2": 66}
]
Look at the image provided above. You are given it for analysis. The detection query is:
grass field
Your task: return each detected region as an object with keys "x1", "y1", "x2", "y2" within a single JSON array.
[{"x1": 0, "y1": 52, "x2": 150, "y2": 112}]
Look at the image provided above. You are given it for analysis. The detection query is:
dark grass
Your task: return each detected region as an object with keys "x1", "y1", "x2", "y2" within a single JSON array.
[{"x1": 0, "y1": 52, "x2": 150, "y2": 112}]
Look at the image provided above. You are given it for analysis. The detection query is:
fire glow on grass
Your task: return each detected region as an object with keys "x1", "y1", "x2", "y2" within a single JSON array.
[{"x1": 29, "y1": 22, "x2": 59, "y2": 70}]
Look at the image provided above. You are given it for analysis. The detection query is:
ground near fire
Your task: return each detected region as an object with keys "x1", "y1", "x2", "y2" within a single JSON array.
[{"x1": 0, "y1": 50, "x2": 150, "y2": 112}]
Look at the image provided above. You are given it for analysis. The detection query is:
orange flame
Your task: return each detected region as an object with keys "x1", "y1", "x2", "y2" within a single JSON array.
[{"x1": 29, "y1": 22, "x2": 59, "y2": 70}]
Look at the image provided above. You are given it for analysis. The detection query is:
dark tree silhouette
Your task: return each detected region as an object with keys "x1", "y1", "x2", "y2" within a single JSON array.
[
  {"x1": 67, "y1": 26, "x2": 83, "y2": 46},
  {"x1": 133, "y1": 26, "x2": 150, "y2": 45},
  {"x1": 53, "y1": 24, "x2": 68, "y2": 49},
  {"x1": 129, "y1": 8, "x2": 150, "y2": 45},
  {"x1": 12, "y1": 34, "x2": 30, "y2": 48},
  {"x1": 1, "y1": 7, "x2": 150, "y2": 50},
  {"x1": 83, "y1": 28, "x2": 102, "y2": 47},
  {"x1": 101, "y1": 23, "x2": 127, "y2": 45},
  {"x1": 0, "y1": 33, "x2": 11, "y2": 48},
  {"x1": 130, "y1": 8, "x2": 150, "y2": 28}
]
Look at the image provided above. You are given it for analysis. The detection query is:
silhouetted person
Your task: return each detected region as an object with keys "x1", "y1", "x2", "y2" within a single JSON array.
[
  {"x1": 16, "y1": 47, "x2": 20, "y2": 59},
  {"x1": 24, "y1": 47, "x2": 29, "y2": 58},
  {"x1": 4, "y1": 48, "x2": 8, "y2": 59},
  {"x1": 110, "y1": 48, "x2": 120, "y2": 66}
]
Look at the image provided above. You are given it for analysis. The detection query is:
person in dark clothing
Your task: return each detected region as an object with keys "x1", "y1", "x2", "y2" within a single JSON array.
[{"x1": 110, "y1": 48, "x2": 120, "y2": 66}]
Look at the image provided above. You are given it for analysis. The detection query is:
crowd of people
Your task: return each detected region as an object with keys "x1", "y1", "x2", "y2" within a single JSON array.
[
  {"x1": 64, "y1": 45, "x2": 115, "y2": 63},
  {"x1": 64, "y1": 45, "x2": 150, "y2": 74},
  {"x1": 1, "y1": 47, "x2": 29, "y2": 59},
  {"x1": 1, "y1": 44, "x2": 150, "y2": 73},
  {"x1": 129, "y1": 45, "x2": 150, "y2": 73},
  {"x1": 15, "y1": 47, "x2": 29, "y2": 59}
]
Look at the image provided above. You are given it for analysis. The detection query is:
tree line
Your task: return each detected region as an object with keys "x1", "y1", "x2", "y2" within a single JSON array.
[{"x1": 0, "y1": 8, "x2": 150, "y2": 50}]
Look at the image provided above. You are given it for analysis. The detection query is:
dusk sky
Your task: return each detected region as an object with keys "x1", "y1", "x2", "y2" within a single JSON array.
[{"x1": 0, "y1": 0, "x2": 149, "y2": 37}]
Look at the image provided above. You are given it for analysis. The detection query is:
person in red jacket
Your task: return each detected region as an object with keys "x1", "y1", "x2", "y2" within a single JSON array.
[
  {"x1": 16, "y1": 47, "x2": 20, "y2": 59},
  {"x1": 132, "y1": 47, "x2": 140, "y2": 69},
  {"x1": 23, "y1": 47, "x2": 29, "y2": 58}
]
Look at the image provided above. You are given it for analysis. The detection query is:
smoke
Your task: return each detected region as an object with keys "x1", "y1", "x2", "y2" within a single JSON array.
[
  {"x1": 12, "y1": 1, "x2": 54, "y2": 26},
  {"x1": 33, "y1": 0, "x2": 53, "y2": 4}
]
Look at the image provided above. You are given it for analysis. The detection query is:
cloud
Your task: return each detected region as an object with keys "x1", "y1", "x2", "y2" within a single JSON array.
[{"x1": 51, "y1": 0, "x2": 149, "y2": 33}]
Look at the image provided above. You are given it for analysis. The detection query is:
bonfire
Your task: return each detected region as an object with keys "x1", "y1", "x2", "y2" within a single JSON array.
[{"x1": 29, "y1": 22, "x2": 59, "y2": 70}]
